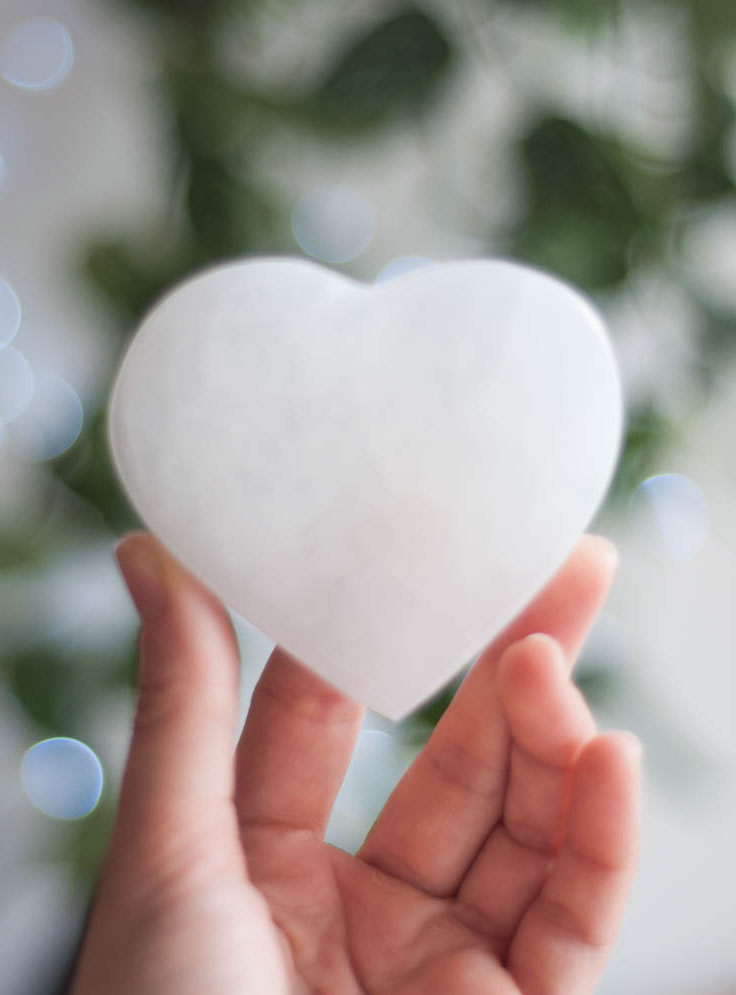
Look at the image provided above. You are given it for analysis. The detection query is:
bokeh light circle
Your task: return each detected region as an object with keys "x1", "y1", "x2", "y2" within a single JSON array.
[
  {"x1": 13, "y1": 374, "x2": 83, "y2": 460},
  {"x1": 0, "y1": 17, "x2": 74, "y2": 92},
  {"x1": 0, "y1": 346, "x2": 34, "y2": 422},
  {"x1": 0, "y1": 277, "x2": 21, "y2": 348},
  {"x1": 630, "y1": 472, "x2": 709, "y2": 561},
  {"x1": 292, "y1": 185, "x2": 375, "y2": 264},
  {"x1": 21, "y1": 737, "x2": 104, "y2": 820},
  {"x1": 376, "y1": 256, "x2": 435, "y2": 283}
]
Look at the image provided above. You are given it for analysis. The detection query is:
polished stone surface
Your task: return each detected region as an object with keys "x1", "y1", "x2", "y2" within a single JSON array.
[{"x1": 109, "y1": 257, "x2": 622, "y2": 718}]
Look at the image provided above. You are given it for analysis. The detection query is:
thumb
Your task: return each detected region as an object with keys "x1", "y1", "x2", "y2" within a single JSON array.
[{"x1": 112, "y1": 532, "x2": 241, "y2": 857}]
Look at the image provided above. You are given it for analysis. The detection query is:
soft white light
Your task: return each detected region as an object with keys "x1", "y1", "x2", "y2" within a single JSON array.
[
  {"x1": 630, "y1": 473, "x2": 709, "y2": 561},
  {"x1": 0, "y1": 277, "x2": 21, "y2": 348},
  {"x1": 0, "y1": 346, "x2": 34, "y2": 422},
  {"x1": 12, "y1": 374, "x2": 83, "y2": 460},
  {"x1": 1, "y1": 17, "x2": 74, "y2": 92},
  {"x1": 292, "y1": 185, "x2": 375, "y2": 264},
  {"x1": 21, "y1": 737, "x2": 104, "y2": 820},
  {"x1": 376, "y1": 256, "x2": 435, "y2": 284},
  {"x1": 0, "y1": 150, "x2": 6, "y2": 192}
]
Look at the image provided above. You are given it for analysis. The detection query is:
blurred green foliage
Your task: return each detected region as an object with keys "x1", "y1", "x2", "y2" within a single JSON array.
[
  {"x1": 54, "y1": 412, "x2": 140, "y2": 534},
  {"x1": 512, "y1": 115, "x2": 649, "y2": 292},
  {"x1": 3, "y1": 0, "x2": 735, "y2": 898},
  {"x1": 3, "y1": 640, "x2": 138, "y2": 737},
  {"x1": 308, "y1": 8, "x2": 453, "y2": 131}
]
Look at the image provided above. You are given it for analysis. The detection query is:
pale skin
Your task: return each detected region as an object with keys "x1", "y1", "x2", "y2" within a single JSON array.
[{"x1": 72, "y1": 533, "x2": 641, "y2": 995}]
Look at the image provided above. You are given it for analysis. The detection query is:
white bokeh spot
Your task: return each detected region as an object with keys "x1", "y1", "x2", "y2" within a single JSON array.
[
  {"x1": 21, "y1": 737, "x2": 104, "y2": 820},
  {"x1": 12, "y1": 374, "x2": 83, "y2": 461},
  {"x1": 292, "y1": 185, "x2": 375, "y2": 264},
  {"x1": 630, "y1": 472, "x2": 709, "y2": 561},
  {"x1": 1, "y1": 17, "x2": 74, "y2": 92},
  {"x1": 0, "y1": 346, "x2": 34, "y2": 423}
]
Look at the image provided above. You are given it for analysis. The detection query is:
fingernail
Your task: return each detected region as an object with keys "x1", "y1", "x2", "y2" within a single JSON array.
[
  {"x1": 589, "y1": 534, "x2": 619, "y2": 571},
  {"x1": 618, "y1": 731, "x2": 644, "y2": 761},
  {"x1": 115, "y1": 535, "x2": 167, "y2": 621},
  {"x1": 523, "y1": 632, "x2": 565, "y2": 665}
]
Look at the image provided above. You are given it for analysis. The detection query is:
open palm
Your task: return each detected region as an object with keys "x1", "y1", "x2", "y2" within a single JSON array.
[{"x1": 73, "y1": 534, "x2": 640, "y2": 995}]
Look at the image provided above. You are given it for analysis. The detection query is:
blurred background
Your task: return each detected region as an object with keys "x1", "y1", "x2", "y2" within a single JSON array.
[{"x1": 0, "y1": 0, "x2": 735, "y2": 991}]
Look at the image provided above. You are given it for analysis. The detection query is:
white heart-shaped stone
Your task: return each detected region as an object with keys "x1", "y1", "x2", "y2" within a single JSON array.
[{"x1": 109, "y1": 257, "x2": 622, "y2": 719}]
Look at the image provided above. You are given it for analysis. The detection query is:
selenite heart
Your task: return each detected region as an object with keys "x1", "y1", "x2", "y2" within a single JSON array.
[{"x1": 109, "y1": 257, "x2": 622, "y2": 719}]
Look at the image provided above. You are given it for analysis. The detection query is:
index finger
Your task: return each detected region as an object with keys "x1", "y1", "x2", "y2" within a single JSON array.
[{"x1": 234, "y1": 648, "x2": 364, "y2": 839}]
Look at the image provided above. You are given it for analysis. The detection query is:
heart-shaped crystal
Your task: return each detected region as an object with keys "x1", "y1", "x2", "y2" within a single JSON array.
[{"x1": 109, "y1": 257, "x2": 622, "y2": 719}]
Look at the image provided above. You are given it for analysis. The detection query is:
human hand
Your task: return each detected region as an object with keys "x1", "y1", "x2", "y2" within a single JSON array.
[{"x1": 72, "y1": 533, "x2": 640, "y2": 995}]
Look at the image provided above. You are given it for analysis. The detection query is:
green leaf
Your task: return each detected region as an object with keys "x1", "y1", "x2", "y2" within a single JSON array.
[
  {"x1": 307, "y1": 7, "x2": 453, "y2": 132},
  {"x1": 406, "y1": 668, "x2": 468, "y2": 742},
  {"x1": 187, "y1": 155, "x2": 280, "y2": 257},
  {"x1": 555, "y1": 0, "x2": 620, "y2": 32},
  {"x1": 678, "y1": 75, "x2": 735, "y2": 203},
  {"x1": 412, "y1": 684, "x2": 455, "y2": 732},
  {"x1": 120, "y1": 0, "x2": 230, "y2": 28},
  {"x1": 167, "y1": 67, "x2": 260, "y2": 159},
  {"x1": 84, "y1": 241, "x2": 173, "y2": 328},
  {"x1": 2, "y1": 649, "x2": 86, "y2": 735},
  {"x1": 1, "y1": 633, "x2": 138, "y2": 736},
  {"x1": 683, "y1": 0, "x2": 736, "y2": 51},
  {"x1": 108, "y1": 638, "x2": 140, "y2": 692},
  {"x1": 0, "y1": 532, "x2": 46, "y2": 570},
  {"x1": 52, "y1": 410, "x2": 139, "y2": 534},
  {"x1": 512, "y1": 115, "x2": 649, "y2": 292},
  {"x1": 63, "y1": 798, "x2": 116, "y2": 885}
]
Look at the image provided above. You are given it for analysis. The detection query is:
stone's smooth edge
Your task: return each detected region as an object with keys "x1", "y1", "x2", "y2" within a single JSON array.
[
  {"x1": 380, "y1": 533, "x2": 583, "y2": 721},
  {"x1": 108, "y1": 257, "x2": 361, "y2": 483},
  {"x1": 106, "y1": 257, "x2": 369, "y2": 655},
  {"x1": 108, "y1": 255, "x2": 624, "y2": 720},
  {"x1": 107, "y1": 255, "x2": 365, "y2": 525}
]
